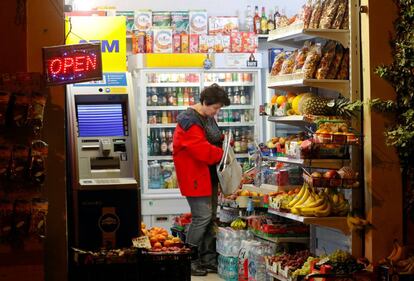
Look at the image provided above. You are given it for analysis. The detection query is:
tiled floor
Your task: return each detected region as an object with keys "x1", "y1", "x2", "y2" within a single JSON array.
[{"x1": 192, "y1": 273, "x2": 221, "y2": 281}]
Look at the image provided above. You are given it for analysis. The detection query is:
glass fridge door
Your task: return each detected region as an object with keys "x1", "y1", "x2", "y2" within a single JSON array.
[{"x1": 141, "y1": 70, "x2": 202, "y2": 194}]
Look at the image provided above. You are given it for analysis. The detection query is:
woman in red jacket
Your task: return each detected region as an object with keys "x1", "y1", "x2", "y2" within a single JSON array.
[{"x1": 173, "y1": 83, "x2": 230, "y2": 276}]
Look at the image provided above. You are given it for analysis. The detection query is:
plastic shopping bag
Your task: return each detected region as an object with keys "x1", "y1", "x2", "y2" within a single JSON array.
[{"x1": 217, "y1": 131, "x2": 243, "y2": 195}]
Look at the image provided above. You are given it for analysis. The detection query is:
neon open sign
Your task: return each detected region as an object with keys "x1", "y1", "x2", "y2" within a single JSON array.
[{"x1": 43, "y1": 43, "x2": 102, "y2": 85}]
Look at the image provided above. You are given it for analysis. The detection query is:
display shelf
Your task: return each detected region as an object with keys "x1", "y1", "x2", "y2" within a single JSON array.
[
  {"x1": 265, "y1": 156, "x2": 350, "y2": 169},
  {"x1": 148, "y1": 155, "x2": 173, "y2": 161},
  {"x1": 267, "y1": 23, "x2": 350, "y2": 48},
  {"x1": 258, "y1": 34, "x2": 269, "y2": 39},
  {"x1": 146, "y1": 82, "x2": 200, "y2": 87},
  {"x1": 148, "y1": 123, "x2": 177, "y2": 128},
  {"x1": 147, "y1": 105, "x2": 254, "y2": 111},
  {"x1": 217, "y1": 122, "x2": 256, "y2": 127},
  {"x1": 267, "y1": 75, "x2": 350, "y2": 96},
  {"x1": 267, "y1": 270, "x2": 292, "y2": 281},
  {"x1": 268, "y1": 208, "x2": 349, "y2": 234},
  {"x1": 267, "y1": 115, "x2": 312, "y2": 127},
  {"x1": 204, "y1": 81, "x2": 255, "y2": 87},
  {"x1": 251, "y1": 230, "x2": 309, "y2": 244}
]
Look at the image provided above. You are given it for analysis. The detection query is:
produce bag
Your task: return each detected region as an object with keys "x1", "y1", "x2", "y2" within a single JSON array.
[{"x1": 217, "y1": 131, "x2": 242, "y2": 196}]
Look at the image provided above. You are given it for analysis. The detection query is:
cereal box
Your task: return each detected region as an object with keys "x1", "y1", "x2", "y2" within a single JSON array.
[
  {"x1": 153, "y1": 11, "x2": 171, "y2": 27},
  {"x1": 116, "y1": 11, "x2": 135, "y2": 35},
  {"x1": 214, "y1": 35, "x2": 229, "y2": 53},
  {"x1": 145, "y1": 31, "x2": 153, "y2": 53},
  {"x1": 153, "y1": 28, "x2": 173, "y2": 53},
  {"x1": 222, "y1": 35, "x2": 231, "y2": 53},
  {"x1": 173, "y1": 34, "x2": 181, "y2": 53},
  {"x1": 207, "y1": 36, "x2": 216, "y2": 53},
  {"x1": 199, "y1": 35, "x2": 209, "y2": 53},
  {"x1": 181, "y1": 34, "x2": 189, "y2": 53},
  {"x1": 134, "y1": 10, "x2": 152, "y2": 31},
  {"x1": 242, "y1": 32, "x2": 258, "y2": 53},
  {"x1": 171, "y1": 11, "x2": 189, "y2": 34},
  {"x1": 208, "y1": 16, "x2": 239, "y2": 35},
  {"x1": 132, "y1": 31, "x2": 146, "y2": 53},
  {"x1": 230, "y1": 32, "x2": 243, "y2": 53},
  {"x1": 189, "y1": 34, "x2": 199, "y2": 53},
  {"x1": 189, "y1": 10, "x2": 208, "y2": 35}
]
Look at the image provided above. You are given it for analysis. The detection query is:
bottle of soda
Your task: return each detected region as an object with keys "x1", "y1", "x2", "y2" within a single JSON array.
[{"x1": 177, "y1": 88, "x2": 184, "y2": 106}]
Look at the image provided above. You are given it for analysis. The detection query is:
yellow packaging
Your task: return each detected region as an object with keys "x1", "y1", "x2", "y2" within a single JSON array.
[{"x1": 181, "y1": 34, "x2": 189, "y2": 53}]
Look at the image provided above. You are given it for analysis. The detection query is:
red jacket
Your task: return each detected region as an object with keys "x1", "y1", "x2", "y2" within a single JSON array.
[{"x1": 173, "y1": 124, "x2": 223, "y2": 197}]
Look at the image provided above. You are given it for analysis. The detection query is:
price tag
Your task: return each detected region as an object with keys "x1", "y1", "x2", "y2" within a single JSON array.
[{"x1": 132, "y1": 236, "x2": 151, "y2": 249}]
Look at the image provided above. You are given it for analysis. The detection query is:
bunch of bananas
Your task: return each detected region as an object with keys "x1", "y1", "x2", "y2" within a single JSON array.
[
  {"x1": 346, "y1": 215, "x2": 370, "y2": 231},
  {"x1": 288, "y1": 183, "x2": 332, "y2": 217},
  {"x1": 230, "y1": 218, "x2": 246, "y2": 230},
  {"x1": 378, "y1": 240, "x2": 414, "y2": 273},
  {"x1": 328, "y1": 191, "x2": 350, "y2": 216}
]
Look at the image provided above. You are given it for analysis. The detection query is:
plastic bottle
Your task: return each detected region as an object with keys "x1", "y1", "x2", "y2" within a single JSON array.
[{"x1": 245, "y1": 5, "x2": 254, "y2": 32}]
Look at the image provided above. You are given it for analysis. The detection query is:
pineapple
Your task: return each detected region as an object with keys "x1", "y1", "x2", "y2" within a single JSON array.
[{"x1": 300, "y1": 96, "x2": 354, "y2": 118}]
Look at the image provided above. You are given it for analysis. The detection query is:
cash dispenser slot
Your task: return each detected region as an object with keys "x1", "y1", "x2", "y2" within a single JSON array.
[
  {"x1": 113, "y1": 139, "x2": 126, "y2": 152},
  {"x1": 90, "y1": 157, "x2": 120, "y2": 172}
]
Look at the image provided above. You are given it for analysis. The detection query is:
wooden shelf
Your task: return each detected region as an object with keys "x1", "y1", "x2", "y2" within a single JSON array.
[
  {"x1": 268, "y1": 208, "x2": 349, "y2": 234},
  {"x1": 251, "y1": 230, "x2": 309, "y2": 244},
  {"x1": 265, "y1": 156, "x2": 350, "y2": 169},
  {"x1": 267, "y1": 270, "x2": 292, "y2": 281},
  {"x1": 267, "y1": 23, "x2": 350, "y2": 48},
  {"x1": 267, "y1": 75, "x2": 350, "y2": 96}
]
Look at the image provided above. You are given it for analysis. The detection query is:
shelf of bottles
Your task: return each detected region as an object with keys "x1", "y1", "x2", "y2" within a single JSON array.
[{"x1": 141, "y1": 70, "x2": 260, "y2": 192}]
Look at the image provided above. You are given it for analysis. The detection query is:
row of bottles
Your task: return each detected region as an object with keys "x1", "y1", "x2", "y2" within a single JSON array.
[
  {"x1": 146, "y1": 73, "x2": 199, "y2": 84},
  {"x1": 223, "y1": 86, "x2": 251, "y2": 105},
  {"x1": 148, "y1": 129, "x2": 174, "y2": 156},
  {"x1": 148, "y1": 161, "x2": 177, "y2": 189},
  {"x1": 224, "y1": 128, "x2": 256, "y2": 154},
  {"x1": 215, "y1": 109, "x2": 255, "y2": 123},
  {"x1": 148, "y1": 110, "x2": 182, "y2": 124},
  {"x1": 147, "y1": 87, "x2": 200, "y2": 106},
  {"x1": 205, "y1": 73, "x2": 253, "y2": 83},
  {"x1": 246, "y1": 5, "x2": 281, "y2": 34}
]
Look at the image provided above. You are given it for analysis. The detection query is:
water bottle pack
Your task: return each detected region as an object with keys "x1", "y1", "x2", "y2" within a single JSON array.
[
  {"x1": 218, "y1": 254, "x2": 239, "y2": 281},
  {"x1": 216, "y1": 227, "x2": 253, "y2": 257}
]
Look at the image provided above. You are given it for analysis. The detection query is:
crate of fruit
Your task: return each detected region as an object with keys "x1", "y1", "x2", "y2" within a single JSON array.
[{"x1": 303, "y1": 167, "x2": 359, "y2": 188}]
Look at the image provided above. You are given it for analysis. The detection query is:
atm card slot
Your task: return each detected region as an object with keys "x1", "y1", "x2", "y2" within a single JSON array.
[{"x1": 82, "y1": 145, "x2": 100, "y2": 150}]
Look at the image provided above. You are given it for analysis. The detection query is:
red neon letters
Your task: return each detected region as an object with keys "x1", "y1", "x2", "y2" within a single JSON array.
[{"x1": 48, "y1": 54, "x2": 97, "y2": 75}]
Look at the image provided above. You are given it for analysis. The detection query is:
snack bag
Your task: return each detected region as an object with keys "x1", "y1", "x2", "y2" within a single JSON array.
[
  {"x1": 29, "y1": 198, "x2": 48, "y2": 237},
  {"x1": 315, "y1": 40, "x2": 337, "y2": 79},
  {"x1": 27, "y1": 91, "x2": 47, "y2": 134},
  {"x1": 319, "y1": 0, "x2": 339, "y2": 29},
  {"x1": 14, "y1": 200, "x2": 31, "y2": 240},
  {"x1": 280, "y1": 50, "x2": 298, "y2": 75},
  {"x1": 0, "y1": 200, "x2": 13, "y2": 242},
  {"x1": 270, "y1": 52, "x2": 287, "y2": 76},
  {"x1": 309, "y1": 0, "x2": 324, "y2": 28},
  {"x1": 302, "y1": 43, "x2": 322, "y2": 79},
  {"x1": 29, "y1": 140, "x2": 48, "y2": 185},
  {"x1": 0, "y1": 91, "x2": 11, "y2": 126},
  {"x1": 12, "y1": 93, "x2": 30, "y2": 127},
  {"x1": 9, "y1": 144, "x2": 29, "y2": 183},
  {"x1": 293, "y1": 41, "x2": 311, "y2": 73},
  {"x1": 326, "y1": 44, "x2": 344, "y2": 79},
  {"x1": 0, "y1": 144, "x2": 11, "y2": 183},
  {"x1": 336, "y1": 48, "x2": 350, "y2": 80},
  {"x1": 340, "y1": 5, "x2": 349, "y2": 29},
  {"x1": 302, "y1": 0, "x2": 314, "y2": 29},
  {"x1": 332, "y1": 0, "x2": 348, "y2": 29}
]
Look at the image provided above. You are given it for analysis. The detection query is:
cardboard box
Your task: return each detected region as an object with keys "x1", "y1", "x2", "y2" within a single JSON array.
[
  {"x1": 242, "y1": 32, "x2": 258, "y2": 53},
  {"x1": 208, "y1": 16, "x2": 239, "y2": 35},
  {"x1": 189, "y1": 34, "x2": 199, "y2": 53},
  {"x1": 181, "y1": 34, "x2": 189, "y2": 53},
  {"x1": 171, "y1": 11, "x2": 189, "y2": 34},
  {"x1": 189, "y1": 10, "x2": 208, "y2": 35},
  {"x1": 230, "y1": 32, "x2": 243, "y2": 53},
  {"x1": 214, "y1": 35, "x2": 231, "y2": 53},
  {"x1": 152, "y1": 11, "x2": 171, "y2": 27},
  {"x1": 173, "y1": 34, "x2": 181, "y2": 53},
  {"x1": 134, "y1": 10, "x2": 152, "y2": 31},
  {"x1": 153, "y1": 28, "x2": 173, "y2": 53},
  {"x1": 199, "y1": 35, "x2": 210, "y2": 53}
]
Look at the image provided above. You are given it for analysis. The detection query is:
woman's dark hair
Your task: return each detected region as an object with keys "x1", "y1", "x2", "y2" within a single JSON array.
[{"x1": 200, "y1": 83, "x2": 230, "y2": 106}]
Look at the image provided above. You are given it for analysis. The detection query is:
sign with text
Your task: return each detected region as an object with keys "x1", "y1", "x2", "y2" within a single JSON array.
[
  {"x1": 65, "y1": 16, "x2": 126, "y2": 72},
  {"x1": 43, "y1": 43, "x2": 102, "y2": 85}
]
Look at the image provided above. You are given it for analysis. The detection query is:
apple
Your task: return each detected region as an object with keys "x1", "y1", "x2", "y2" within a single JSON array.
[{"x1": 323, "y1": 170, "x2": 339, "y2": 179}]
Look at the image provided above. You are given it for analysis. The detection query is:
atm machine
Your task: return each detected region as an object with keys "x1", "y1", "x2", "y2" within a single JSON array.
[{"x1": 66, "y1": 72, "x2": 140, "y2": 250}]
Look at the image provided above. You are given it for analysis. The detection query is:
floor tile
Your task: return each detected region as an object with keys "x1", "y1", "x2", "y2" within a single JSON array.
[{"x1": 191, "y1": 273, "x2": 221, "y2": 281}]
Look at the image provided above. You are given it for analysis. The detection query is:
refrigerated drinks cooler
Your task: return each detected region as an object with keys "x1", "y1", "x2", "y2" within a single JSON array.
[{"x1": 132, "y1": 69, "x2": 262, "y2": 228}]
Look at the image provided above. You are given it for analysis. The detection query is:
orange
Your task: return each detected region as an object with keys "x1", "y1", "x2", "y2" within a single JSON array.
[
  {"x1": 164, "y1": 240, "x2": 174, "y2": 247},
  {"x1": 150, "y1": 237, "x2": 158, "y2": 244},
  {"x1": 172, "y1": 237, "x2": 181, "y2": 243},
  {"x1": 276, "y1": 95, "x2": 287, "y2": 106},
  {"x1": 271, "y1": 94, "x2": 279, "y2": 105},
  {"x1": 153, "y1": 242, "x2": 162, "y2": 249}
]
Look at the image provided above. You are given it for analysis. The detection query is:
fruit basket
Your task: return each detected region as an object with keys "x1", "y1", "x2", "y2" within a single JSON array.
[
  {"x1": 313, "y1": 132, "x2": 360, "y2": 145},
  {"x1": 137, "y1": 243, "x2": 197, "y2": 261},
  {"x1": 303, "y1": 167, "x2": 359, "y2": 188}
]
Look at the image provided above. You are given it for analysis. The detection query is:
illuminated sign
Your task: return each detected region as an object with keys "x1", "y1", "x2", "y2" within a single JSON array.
[{"x1": 43, "y1": 43, "x2": 102, "y2": 85}]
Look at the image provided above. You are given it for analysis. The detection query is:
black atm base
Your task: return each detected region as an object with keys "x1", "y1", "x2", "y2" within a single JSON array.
[{"x1": 76, "y1": 188, "x2": 139, "y2": 250}]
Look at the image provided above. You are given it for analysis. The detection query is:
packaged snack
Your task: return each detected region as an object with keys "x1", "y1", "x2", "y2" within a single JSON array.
[
  {"x1": 152, "y1": 11, "x2": 171, "y2": 27},
  {"x1": 145, "y1": 31, "x2": 153, "y2": 53},
  {"x1": 331, "y1": 0, "x2": 348, "y2": 29},
  {"x1": 0, "y1": 91, "x2": 11, "y2": 126},
  {"x1": 270, "y1": 52, "x2": 287, "y2": 76},
  {"x1": 199, "y1": 35, "x2": 210, "y2": 53},
  {"x1": 315, "y1": 41, "x2": 337, "y2": 79},
  {"x1": 0, "y1": 144, "x2": 11, "y2": 182},
  {"x1": 14, "y1": 199, "x2": 31, "y2": 239},
  {"x1": 189, "y1": 10, "x2": 208, "y2": 35},
  {"x1": 153, "y1": 28, "x2": 173, "y2": 53},
  {"x1": 27, "y1": 92, "x2": 47, "y2": 134},
  {"x1": 171, "y1": 11, "x2": 189, "y2": 34},
  {"x1": 207, "y1": 36, "x2": 216, "y2": 53},
  {"x1": 302, "y1": 0, "x2": 314, "y2": 29},
  {"x1": 12, "y1": 93, "x2": 30, "y2": 127},
  {"x1": 280, "y1": 50, "x2": 298, "y2": 75},
  {"x1": 309, "y1": 0, "x2": 324, "y2": 28},
  {"x1": 303, "y1": 43, "x2": 322, "y2": 79},
  {"x1": 173, "y1": 34, "x2": 181, "y2": 53},
  {"x1": 319, "y1": 0, "x2": 339, "y2": 29},
  {"x1": 336, "y1": 48, "x2": 350, "y2": 80},
  {"x1": 116, "y1": 11, "x2": 135, "y2": 35},
  {"x1": 340, "y1": 5, "x2": 349, "y2": 29},
  {"x1": 222, "y1": 35, "x2": 231, "y2": 53},
  {"x1": 293, "y1": 41, "x2": 311, "y2": 73},
  {"x1": 9, "y1": 144, "x2": 29, "y2": 182},
  {"x1": 132, "y1": 31, "x2": 146, "y2": 54},
  {"x1": 181, "y1": 34, "x2": 189, "y2": 53},
  {"x1": 29, "y1": 198, "x2": 48, "y2": 237},
  {"x1": 230, "y1": 32, "x2": 243, "y2": 53},
  {"x1": 214, "y1": 35, "x2": 224, "y2": 53},
  {"x1": 0, "y1": 200, "x2": 13, "y2": 242},
  {"x1": 268, "y1": 48, "x2": 284, "y2": 73},
  {"x1": 134, "y1": 10, "x2": 152, "y2": 31},
  {"x1": 326, "y1": 44, "x2": 344, "y2": 79},
  {"x1": 208, "y1": 16, "x2": 239, "y2": 35},
  {"x1": 29, "y1": 140, "x2": 48, "y2": 185},
  {"x1": 241, "y1": 32, "x2": 258, "y2": 53},
  {"x1": 189, "y1": 34, "x2": 199, "y2": 53}
]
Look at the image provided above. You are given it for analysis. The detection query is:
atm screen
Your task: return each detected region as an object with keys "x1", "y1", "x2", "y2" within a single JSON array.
[{"x1": 77, "y1": 104, "x2": 126, "y2": 137}]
